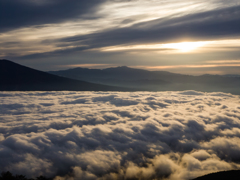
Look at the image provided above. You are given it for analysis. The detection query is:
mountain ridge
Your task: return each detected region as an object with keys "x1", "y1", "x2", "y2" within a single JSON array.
[
  {"x1": 0, "y1": 59, "x2": 130, "y2": 91},
  {"x1": 1, "y1": 59, "x2": 240, "y2": 94},
  {"x1": 48, "y1": 65, "x2": 240, "y2": 94},
  {"x1": 191, "y1": 170, "x2": 240, "y2": 180}
]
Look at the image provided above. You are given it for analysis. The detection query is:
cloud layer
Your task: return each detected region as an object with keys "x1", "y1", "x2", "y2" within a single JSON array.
[{"x1": 0, "y1": 91, "x2": 240, "y2": 179}]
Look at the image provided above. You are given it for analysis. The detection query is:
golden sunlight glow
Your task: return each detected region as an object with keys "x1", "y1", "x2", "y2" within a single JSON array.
[
  {"x1": 101, "y1": 41, "x2": 210, "y2": 53},
  {"x1": 162, "y1": 41, "x2": 208, "y2": 52},
  {"x1": 57, "y1": 64, "x2": 112, "y2": 68}
]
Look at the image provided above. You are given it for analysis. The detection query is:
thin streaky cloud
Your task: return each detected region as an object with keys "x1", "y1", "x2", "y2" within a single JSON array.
[{"x1": 1, "y1": 0, "x2": 240, "y2": 74}]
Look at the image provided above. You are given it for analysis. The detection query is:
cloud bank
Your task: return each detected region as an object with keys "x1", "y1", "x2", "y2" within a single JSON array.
[{"x1": 0, "y1": 91, "x2": 240, "y2": 179}]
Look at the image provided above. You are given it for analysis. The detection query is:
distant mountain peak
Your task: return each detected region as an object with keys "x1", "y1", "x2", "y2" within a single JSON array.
[
  {"x1": 105, "y1": 66, "x2": 144, "y2": 72},
  {"x1": 118, "y1": 66, "x2": 129, "y2": 68},
  {"x1": 107, "y1": 66, "x2": 130, "y2": 69},
  {"x1": 0, "y1": 59, "x2": 25, "y2": 67},
  {"x1": 0, "y1": 59, "x2": 12, "y2": 62}
]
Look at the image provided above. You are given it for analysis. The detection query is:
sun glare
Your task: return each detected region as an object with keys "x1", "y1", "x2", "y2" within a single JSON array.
[
  {"x1": 162, "y1": 41, "x2": 208, "y2": 52},
  {"x1": 101, "y1": 41, "x2": 209, "y2": 53}
]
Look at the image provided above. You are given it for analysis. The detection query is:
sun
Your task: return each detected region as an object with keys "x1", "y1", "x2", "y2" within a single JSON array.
[{"x1": 162, "y1": 41, "x2": 207, "y2": 52}]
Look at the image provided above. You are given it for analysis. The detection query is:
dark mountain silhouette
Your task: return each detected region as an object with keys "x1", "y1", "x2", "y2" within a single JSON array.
[
  {"x1": 49, "y1": 66, "x2": 240, "y2": 94},
  {"x1": 192, "y1": 170, "x2": 240, "y2": 180},
  {"x1": 0, "y1": 171, "x2": 52, "y2": 180},
  {"x1": 1, "y1": 169, "x2": 240, "y2": 180},
  {"x1": 0, "y1": 60, "x2": 130, "y2": 91}
]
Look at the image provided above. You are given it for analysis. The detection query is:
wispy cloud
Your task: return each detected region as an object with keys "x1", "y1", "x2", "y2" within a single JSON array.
[
  {"x1": 134, "y1": 63, "x2": 240, "y2": 70},
  {"x1": 56, "y1": 63, "x2": 113, "y2": 69},
  {"x1": 1, "y1": 0, "x2": 240, "y2": 74}
]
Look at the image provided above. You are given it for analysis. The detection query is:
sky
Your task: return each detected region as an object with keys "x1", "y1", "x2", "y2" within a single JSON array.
[
  {"x1": 1, "y1": 0, "x2": 240, "y2": 75},
  {"x1": 1, "y1": 91, "x2": 240, "y2": 179}
]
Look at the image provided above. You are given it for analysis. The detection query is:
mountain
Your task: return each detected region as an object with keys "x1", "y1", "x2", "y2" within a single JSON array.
[
  {"x1": 223, "y1": 74, "x2": 240, "y2": 78},
  {"x1": 49, "y1": 66, "x2": 240, "y2": 94},
  {"x1": 0, "y1": 60, "x2": 130, "y2": 91},
  {"x1": 192, "y1": 170, "x2": 240, "y2": 180}
]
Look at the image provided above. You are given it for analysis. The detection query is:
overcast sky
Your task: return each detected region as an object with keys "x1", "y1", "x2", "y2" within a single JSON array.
[{"x1": 1, "y1": 0, "x2": 240, "y2": 75}]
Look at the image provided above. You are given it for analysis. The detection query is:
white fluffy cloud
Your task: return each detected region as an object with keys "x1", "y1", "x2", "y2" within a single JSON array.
[{"x1": 0, "y1": 91, "x2": 240, "y2": 179}]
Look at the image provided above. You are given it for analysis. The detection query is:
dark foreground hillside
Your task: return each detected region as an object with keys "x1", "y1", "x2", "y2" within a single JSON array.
[
  {"x1": 0, "y1": 60, "x2": 129, "y2": 91},
  {"x1": 1, "y1": 170, "x2": 240, "y2": 180},
  {"x1": 192, "y1": 170, "x2": 240, "y2": 180},
  {"x1": 0, "y1": 171, "x2": 52, "y2": 180}
]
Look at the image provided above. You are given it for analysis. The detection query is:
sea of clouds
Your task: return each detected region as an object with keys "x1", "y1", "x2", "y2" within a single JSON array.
[{"x1": 0, "y1": 91, "x2": 240, "y2": 180}]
